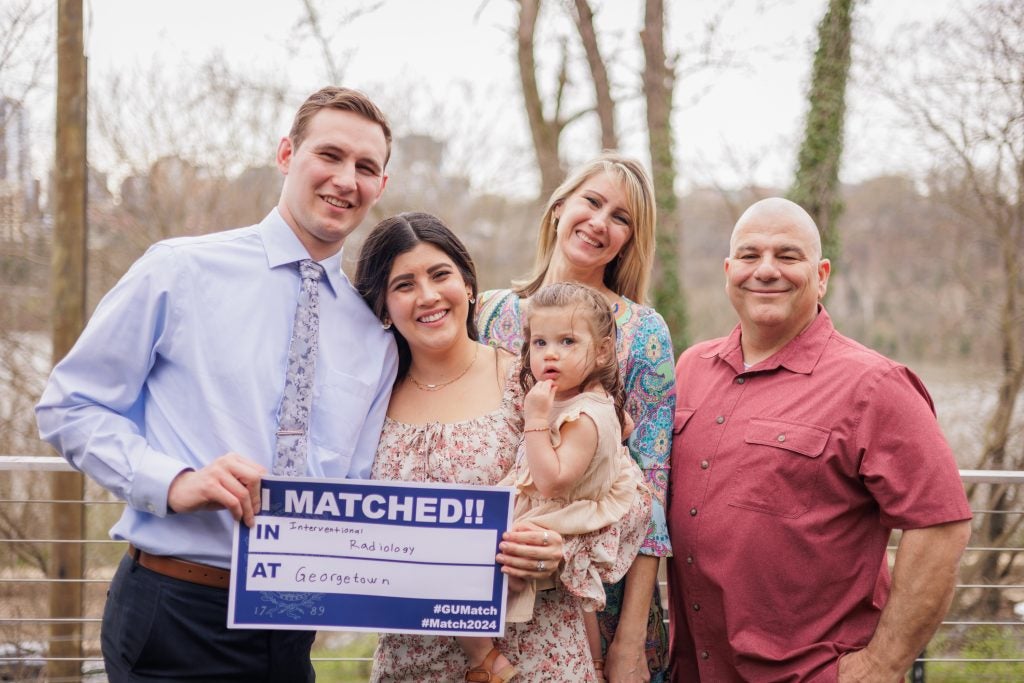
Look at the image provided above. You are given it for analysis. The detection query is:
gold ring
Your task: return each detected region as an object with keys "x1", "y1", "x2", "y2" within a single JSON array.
[{"x1": 542, "y1": 531, "x2": 550, "y2": 546}]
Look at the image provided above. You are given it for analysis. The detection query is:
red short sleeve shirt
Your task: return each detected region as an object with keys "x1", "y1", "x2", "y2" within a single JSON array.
[{"x1": 667, "y1": 308, "x2": 971, "y2": 682}]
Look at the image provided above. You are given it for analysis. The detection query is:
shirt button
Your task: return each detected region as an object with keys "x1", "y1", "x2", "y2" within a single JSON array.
[
  {"x1": 145, "y1": 502, "x2": 155, "y2": 513},
  {"x1": 689, "y1": 507, "x2": 698, "y2": 517},
  {"x1": 701, "y1": 650, "x2": 710, "y2": 660},
  {"x1": 692, "y1": 603, "x2": 700, "y2": 611},
  {"x1": 686, "y1": 555, "x2": 694, "y2": 565},
  {"x1": 736, "y1": 377, "x2": 745, "y2": 384},
  {"x1": 700, "y1": 460, "x2": 709, "y2": 470},
  {"x1": 777, "y1": 433, "x2": 786, "y2": 443},
  {"x1": 716, "y1": 415, "x2": 725, "y2": 424}
]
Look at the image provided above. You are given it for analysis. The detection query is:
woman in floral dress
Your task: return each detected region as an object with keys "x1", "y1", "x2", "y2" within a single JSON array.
[
  {"x1": 477, "y1": 153, "x2": 675, "y2": 682},
  {"x1": 355, "y1": 212, "x2": 649, "y2": 682}
]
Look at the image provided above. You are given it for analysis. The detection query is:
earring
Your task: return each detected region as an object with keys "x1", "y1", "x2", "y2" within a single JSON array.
[
  {"x1": 382, "y1": 317, "x2": 392, "y2": 330},
  {"x1": 469, "y1": 296, "x2": 476, "y2": 304}
]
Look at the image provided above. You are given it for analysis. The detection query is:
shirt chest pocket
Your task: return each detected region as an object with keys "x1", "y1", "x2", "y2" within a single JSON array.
[
  {"x1": 673, "y1": 408, "x2": 695, "y2": 436},
  {"x1": 671, "y1": 409, "x2": 696, "y2": 469},
  {"x1": 728, "y1": 417, "x2": 831, "y2": 519},
  {"x1": 308, "y1": 370, "x2": 375, "y2": 477}
]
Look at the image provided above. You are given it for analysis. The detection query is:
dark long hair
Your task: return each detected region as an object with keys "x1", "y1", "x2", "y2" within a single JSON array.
[
  {"x1": 518, "y1": 282, "x2": 626, "y2": 430},
  {"x1": 354, "y1": 212, "x2": 478, "y2": 382}
]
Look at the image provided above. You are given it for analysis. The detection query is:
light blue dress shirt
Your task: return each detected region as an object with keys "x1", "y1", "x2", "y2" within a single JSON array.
[{"x1": 36, "y1": 209, "x2": 398, "y2": 567}]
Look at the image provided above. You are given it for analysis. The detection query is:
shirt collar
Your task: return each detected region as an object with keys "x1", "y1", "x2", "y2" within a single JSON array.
[
  {"x1": 258, "y1": 208, "x2": 345, "y2": 297},
  {"x1": 702, "y1": 305, "x2": 834, "y2": 375}
]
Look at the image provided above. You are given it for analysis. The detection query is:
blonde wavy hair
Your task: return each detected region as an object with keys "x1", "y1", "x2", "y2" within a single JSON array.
[{"x1": 513, "y1": 152, "x2": 656, "y2": 304}]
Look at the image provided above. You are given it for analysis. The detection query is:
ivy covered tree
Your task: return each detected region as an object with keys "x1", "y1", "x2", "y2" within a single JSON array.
[
  {"x1": 788, "y1": 0, "x2": 855, "y2": 265},
  {"x1": 642, "y1": 0, "x2": 688, "y2": 352}
]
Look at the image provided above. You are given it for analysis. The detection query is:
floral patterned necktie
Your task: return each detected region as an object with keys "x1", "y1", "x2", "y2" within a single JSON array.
[{"x1": 273, "y1": 259, "x2": 324, "y2": 476}]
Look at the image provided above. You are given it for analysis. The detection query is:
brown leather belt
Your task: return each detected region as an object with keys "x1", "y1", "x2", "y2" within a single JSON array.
[{"x1": 128, "y1": 544, "x2": 230, "y2": 589}]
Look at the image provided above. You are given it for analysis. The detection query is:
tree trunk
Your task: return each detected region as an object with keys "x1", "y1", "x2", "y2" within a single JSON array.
[
  {"x1": 516, "y1": 0, "x2": 564, "y2": 200},
  {"x1": 571, "y1": 0, "x2": 617, "y2": 150},
  {"x1": 50, "y1": 0, "x2": 87, "y2": 679},
  {"x1": 788, "y1": 0, "x2": 855, "y2": 265},
  {"x1": 641, "y1": 0, "x2": 688, "y2": 351}
]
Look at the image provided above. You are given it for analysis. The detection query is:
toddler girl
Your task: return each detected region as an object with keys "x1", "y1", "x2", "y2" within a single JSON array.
[{"x1": 461, "y1": 282, "x2": 650, "y2": 682}]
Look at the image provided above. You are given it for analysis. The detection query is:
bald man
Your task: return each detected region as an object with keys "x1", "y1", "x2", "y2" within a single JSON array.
[{"x1": 666, "y1": 198, "x2": 972, "y2": 682}]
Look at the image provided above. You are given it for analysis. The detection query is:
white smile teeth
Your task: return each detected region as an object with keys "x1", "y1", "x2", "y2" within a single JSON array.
[
  {"x1": 322, "y1": 196, "x2": 352, "y2": 209},
  {"x1": 419, "y1": 310, "x2": 447, "y2": 323},
  {"x1": 577, "y1": 231, "x2": 601, "y2": 247}
]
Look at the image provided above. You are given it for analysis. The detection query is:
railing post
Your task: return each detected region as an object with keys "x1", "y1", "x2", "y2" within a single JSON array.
[
  {"x1": 910, "y1": 652, "x2": 925, "y2": 682},
  {"x1": 50, "y1": 0, "x2": 88, "y2": 680}
]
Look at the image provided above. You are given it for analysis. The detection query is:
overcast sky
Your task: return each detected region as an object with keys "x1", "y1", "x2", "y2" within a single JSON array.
[{"x1": 65, "y1": 0, "x2": 967, "y2": 197}]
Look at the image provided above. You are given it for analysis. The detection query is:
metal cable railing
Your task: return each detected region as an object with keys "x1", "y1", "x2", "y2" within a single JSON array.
[{"x1": 1, "y1": 457, "x2": 1022, "y2": 680}]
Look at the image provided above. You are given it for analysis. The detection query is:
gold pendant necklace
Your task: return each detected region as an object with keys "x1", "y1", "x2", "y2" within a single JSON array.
[{"x1": 408, "y1": 345, "x2": 479, "y2": 392}]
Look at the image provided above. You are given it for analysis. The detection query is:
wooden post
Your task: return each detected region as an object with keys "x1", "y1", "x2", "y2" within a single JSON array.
[{"x1": 50, "y1": 0, "x2": 87, "y2": 680}]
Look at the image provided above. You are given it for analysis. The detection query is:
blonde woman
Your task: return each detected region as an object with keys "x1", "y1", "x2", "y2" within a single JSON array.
[{"x1": 478, "y1": 153, "x2": 675, "y2": 682}]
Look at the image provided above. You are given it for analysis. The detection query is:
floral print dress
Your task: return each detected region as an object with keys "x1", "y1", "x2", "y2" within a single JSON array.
[{"x1": 370, "y1": 361, "x2": 598, "y2": 683}]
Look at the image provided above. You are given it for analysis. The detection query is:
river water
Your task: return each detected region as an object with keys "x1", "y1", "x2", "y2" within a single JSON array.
[{"x1": 2, "y1": 335, "x2": 1020, "y2": 470}]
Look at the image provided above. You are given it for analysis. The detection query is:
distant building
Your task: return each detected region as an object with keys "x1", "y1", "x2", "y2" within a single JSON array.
[
  {"x1": 387, "y1": 133, "x2": 473, "y2": 202},
  {"x1": 393, "y1": 133, "x2": 444, "y2": 171},
  {"x1": 0, "y1": 97, "x2": 38, "y2": 242},
  {"x1": 119, "y1": 155, "x2": 201, "y2": 216}
]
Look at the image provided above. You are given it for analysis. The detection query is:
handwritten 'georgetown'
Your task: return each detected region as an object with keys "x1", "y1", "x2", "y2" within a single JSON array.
[{"x1": 294, "y1": 567, "x2": 392, "y2": 587}]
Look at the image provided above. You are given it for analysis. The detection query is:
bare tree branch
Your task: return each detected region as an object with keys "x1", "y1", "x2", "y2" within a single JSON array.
[
  {"x1": 570, "y1": 0, "x2": 617, "y2": 149},
  {"x1": 875, "y1": 0, "x2": 1024, "y2": 617},
  {"x1": 296, "y1": 0, "x2": 384, "y2": 83},
  {"x1": 0, "y1": 0, "x2": 52, "y2": 133}
]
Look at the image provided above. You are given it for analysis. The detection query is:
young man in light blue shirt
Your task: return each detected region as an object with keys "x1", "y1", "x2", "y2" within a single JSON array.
[{"x1": 36, "y1": 86, "x2": 398, "y2": 681}]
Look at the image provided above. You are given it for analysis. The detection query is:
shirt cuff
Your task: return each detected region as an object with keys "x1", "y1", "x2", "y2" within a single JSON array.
[
  {"x1": 638, "y1": 497, "x2": 673, "y2": 557},
  {"x1": 128, "y1": 448, "x2": 193, "y2": 518}
]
